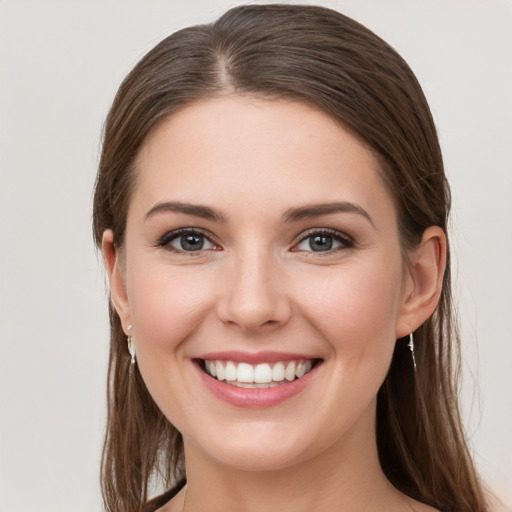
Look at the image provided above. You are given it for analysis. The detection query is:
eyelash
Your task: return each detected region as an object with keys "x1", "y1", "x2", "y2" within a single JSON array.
[
  {"x1": 154, "y1": 228, "x2": 219, "y2": 254},
  {"x1": 154, "y1": 227, "x2": 355, "y2": 254},
  {"x1": 293, "y1": 228, "x2": 355, "y2": 253}
]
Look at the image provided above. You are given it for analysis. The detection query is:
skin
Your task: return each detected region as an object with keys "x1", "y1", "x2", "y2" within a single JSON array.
[{"x1": 103, "y1": 96, "x2": 445, "y2": 512}]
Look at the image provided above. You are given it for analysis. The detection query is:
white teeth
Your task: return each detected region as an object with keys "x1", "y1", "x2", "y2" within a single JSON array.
[
  {"x1": 215, "y1": 361, "x2": 225, "y2": 381},
  {"x1": 272, "y1": 362, "x2": 285, "y2": 382},
  {"x1": 254, "y1": 363, "x2": 272, "y2": 383},
  {"x1": 204, "y1": 359, "x2": 315, "y2": 385},
  {"x1": 285, "y1": 361, "x2": 296, "y2": 381},
  {"x1": 237, "y1": 363, "x2": 254, "y2": 383},
  {"x1": 225, "y1": 361, "x2": 237, "y2": 381},
  {"x1": 232, "y1": 381, "x2": 254, "y2": 388},
  {"x1": 230, "y1": 381, "x2": 280, "y2": 389}
]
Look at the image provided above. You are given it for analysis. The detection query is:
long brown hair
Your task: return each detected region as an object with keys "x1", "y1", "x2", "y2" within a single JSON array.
[{"x1": 92, "y1": 5, "x2": 488, "y2": 511}]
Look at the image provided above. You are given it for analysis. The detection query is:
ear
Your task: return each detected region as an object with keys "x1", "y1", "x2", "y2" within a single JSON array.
[
  {"x1": 102, "y1": 230, "x2": 132, "y2": 333},
  {"x1": 395, "y1": 226, "x2": 447, "y2": 338}
]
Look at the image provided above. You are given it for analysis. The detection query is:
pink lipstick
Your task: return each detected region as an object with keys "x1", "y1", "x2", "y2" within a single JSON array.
[{"x1": 193, "y1": 352, "x2": 321, "y2": 408}]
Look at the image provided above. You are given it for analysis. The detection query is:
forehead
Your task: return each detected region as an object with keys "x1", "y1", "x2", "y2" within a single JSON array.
[{"x1": 131, "y1": 96, "x2": 395, "y2": 224}]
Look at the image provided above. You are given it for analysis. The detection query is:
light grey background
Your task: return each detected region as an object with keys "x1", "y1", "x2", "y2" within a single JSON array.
[{"x1": 1, "y1": 1, "x2": 511, "y2": 510}]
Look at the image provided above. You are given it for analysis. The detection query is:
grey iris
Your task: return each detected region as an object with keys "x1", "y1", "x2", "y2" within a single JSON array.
[
  {"x1": 181, "y1": 234, "x2": 204, "y2": 251},
  {"x1": 309, "y1": 235, "x2": 333, "y2": 252}
]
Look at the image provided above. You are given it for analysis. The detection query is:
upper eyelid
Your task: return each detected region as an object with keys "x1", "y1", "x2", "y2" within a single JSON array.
[
  {"x1": 295, "y1": 227, "x2": 354, "y2": 244},
  {"x1": 155, "y1": 227, "x2": 218, "y2": 247}
]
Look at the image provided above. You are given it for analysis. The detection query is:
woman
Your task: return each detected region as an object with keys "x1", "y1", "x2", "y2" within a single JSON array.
[{"x1": 93, "y1": 4, "x2": 489, "y2": 511}]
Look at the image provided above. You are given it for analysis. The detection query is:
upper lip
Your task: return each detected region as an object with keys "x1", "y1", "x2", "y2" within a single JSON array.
[{"x1": 195, "y1": 350, "x2": 318, "y2": 364}]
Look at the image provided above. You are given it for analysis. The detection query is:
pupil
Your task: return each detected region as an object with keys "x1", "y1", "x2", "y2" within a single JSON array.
[
  {"x1": 310, "y1": 235, "x2": 332, "y2": 252},
  {"x1": 181, "y1": 234, "x2": 203, "y2": 251}
]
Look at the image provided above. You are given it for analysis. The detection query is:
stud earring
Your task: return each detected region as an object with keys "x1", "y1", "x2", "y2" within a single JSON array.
[
  {"x1": 126, "y1": 326, "x2": 136, "y2": 364},
  {"x1": 408, "y1": 332, "x2": 417, "y2": 370}
]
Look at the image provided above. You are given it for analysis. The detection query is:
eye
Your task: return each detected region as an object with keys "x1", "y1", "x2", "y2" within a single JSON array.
[
  {"x1": 157, "y1": 229, "x2": 219, "y2": 253},
  {"x1": 292, "y1": 229, "x2": 354, "y2": 253}
]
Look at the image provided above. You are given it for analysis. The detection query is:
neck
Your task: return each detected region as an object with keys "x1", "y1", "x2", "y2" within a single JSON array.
[{"x1": 180, "y1": 405, "x2": 409, "y2": 512}]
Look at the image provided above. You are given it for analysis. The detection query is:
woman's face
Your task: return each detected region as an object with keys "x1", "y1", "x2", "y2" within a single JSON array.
[{"x1": 109, "y1": 96, "x2": 417, "y2": 471}]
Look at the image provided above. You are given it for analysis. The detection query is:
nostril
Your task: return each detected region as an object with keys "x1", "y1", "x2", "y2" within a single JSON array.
[{"x1": 215, "y1": 272, "x2": 292, "y2": 331}]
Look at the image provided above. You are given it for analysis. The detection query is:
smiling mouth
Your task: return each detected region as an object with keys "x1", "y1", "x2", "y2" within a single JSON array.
[{"x1": 198, "y1": 359, "x2": 321, "y2": 389}]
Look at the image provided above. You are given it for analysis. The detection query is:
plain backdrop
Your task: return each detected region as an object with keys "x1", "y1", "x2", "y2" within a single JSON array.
[{"x1": 0, "y1": 1, "x2": 511, "y2": 510}]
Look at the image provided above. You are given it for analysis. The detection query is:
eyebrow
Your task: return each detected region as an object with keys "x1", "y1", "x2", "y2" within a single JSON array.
[
  {"x1": 145, "y1": 201, "x2": 228, "y2": 223},
  {"x1": 283, "y1": 201, "x2": 375, "y2": 226},
  {"x1": 144, "y1": 200, "x2": 374, "y2": 226}
]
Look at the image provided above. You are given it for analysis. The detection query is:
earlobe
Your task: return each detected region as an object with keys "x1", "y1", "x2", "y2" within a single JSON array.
[
  {"x1": 102, "y1": 230, "x2": 132, "y2": 331},
  {"x1": 396, "y1": 226, "x2": 447, "y2": 338}
]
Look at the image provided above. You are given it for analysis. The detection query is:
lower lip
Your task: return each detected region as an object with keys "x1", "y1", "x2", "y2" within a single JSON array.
[{"x1": 194, "y1": 360, "x2": 321, "y2": 408}]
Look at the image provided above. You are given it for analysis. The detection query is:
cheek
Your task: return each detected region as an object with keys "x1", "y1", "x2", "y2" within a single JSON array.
[
  {"x1": 124, "y1": 262, "x2": 218, "y2": 428},
  {"x1": 126, "y1": 262, "x2": 215, "y2": 359},
  {"x1": 295, "y1": 257, "x2": 403, "y2": 361},
  {"x1": 288, "y1": 258, "x2": 404, "y2": 445}
]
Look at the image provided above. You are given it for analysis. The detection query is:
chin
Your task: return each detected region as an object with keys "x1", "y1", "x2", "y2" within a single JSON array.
[{"x1": 185, "y1": 418, "x2": 339, "y2": 474}]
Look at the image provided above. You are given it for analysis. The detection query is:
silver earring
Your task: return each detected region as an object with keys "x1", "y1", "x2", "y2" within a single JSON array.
[
  {"x1": 408, "y1": 333, "x2": 417, "y2": 370},
  {"x1": 127, "y1": 335, "x2": 136, "y2": 364}
]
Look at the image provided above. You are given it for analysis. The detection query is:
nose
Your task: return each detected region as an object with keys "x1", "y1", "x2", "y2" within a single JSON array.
[{"x1": 216, "y1": 247, "x2": 292, "y2": 333}]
